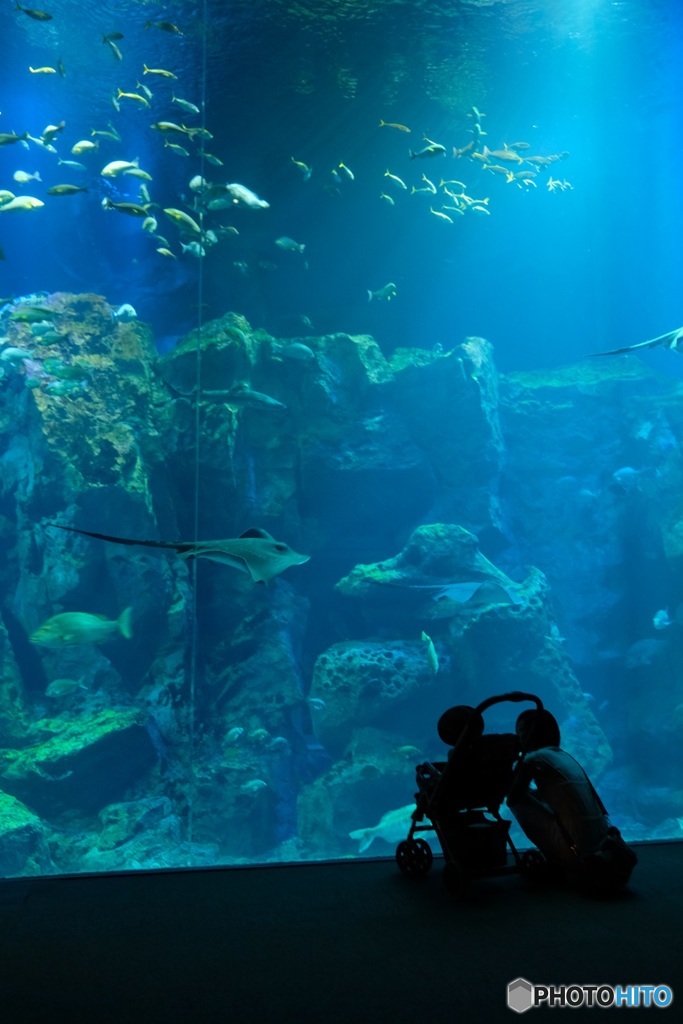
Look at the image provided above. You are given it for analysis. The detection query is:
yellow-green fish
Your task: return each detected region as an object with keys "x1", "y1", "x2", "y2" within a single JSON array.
[
  {"x1": 429, "y1": 207, "x2": 453, "y2": 224},
  {"x1": 42, "y1": 357, "x2": 88, "y2": 379},
  {"x1": 145, "y1": 20, "x2": 183, "y2": 35},
  {"x1": 384, "y1": 169, "x2": 407, "y2": 190},
  {"x1": 184, "y1": 126, "x2": 212, "y2": 141},
  {"x1": 46, "y1": 184, "x2": 88, "y2": 196},
  {"x1": 102, "y1": 197, "x2": 148, "y2": 217},
  {"x1": 378, "y1": 120, "x2": 411, "y2": 133},
  {"x1": 200, "y1": 151, "x2": 223, "y2": 167},
  {"x1": 15, "y1": 1, "x2": 52, "y2": 20},
  {"x1": 31, "y1": 607, "x2": 133, "y2": 646},
  {"x1": 0, "y1": 132, "x2": 29, "y2": 147},
  {"x1": 291, "y1": 156, "x2": 312, "y2": 181},
  {"x1": 164, "y1": 140, "x2": 190, "y2": 157},
  {"x1": 124, "y1": 168, "x2": 153, "y2": 182},
  {"x1": 28, "y1": 66, "x2": 56, "y2": 74},
  {"x1": 101, "y1": 158, "x2": 140, "y2": 177},
  {"x1": 71, "y1": 139, "x2": 98, "y2": 154},
  {"x1": 46, "y1": 677, "x2": 87, "y2": 697},
  {"x1": 91, "y1": 127, "x2": 121, "y2": 142},
  {"x1": 0, "y1": 195, "x2": 44, "y2": 212},
  {"x1": 421, "y1": 631, "x2": 439, "y2": 673},
  {"x1": 9, "y1": 304, "x2": 54, "y2": 321},
  {"x1": 116, "y1": 89, "x2": 150, "y2": 108},
  {"x1": 163, "y1": 207, "x2": 201, "y2": 235},
  {"x1": 143, "y1": 64, "x2": 177, "y2": 78},
  {"x1": 150, "y1": 121, "x2": 188, "y2": 136}
]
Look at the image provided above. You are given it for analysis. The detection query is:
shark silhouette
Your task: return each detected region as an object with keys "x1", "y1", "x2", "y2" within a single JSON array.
[
  {"x1": 592, "y1": 325, "x2": 683, "y2": 357},
  {"x1": 49, "y1": 524, "x2": 309, "y2": 584}
]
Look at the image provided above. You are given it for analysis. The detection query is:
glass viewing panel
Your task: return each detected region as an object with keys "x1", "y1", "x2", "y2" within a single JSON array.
[{"x1": 0, "y1": 0, "x2": 681, "y2": 876}]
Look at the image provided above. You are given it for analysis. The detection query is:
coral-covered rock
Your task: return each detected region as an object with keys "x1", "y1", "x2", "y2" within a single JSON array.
[
  {"x1": 0, "y1": 621, "x2": 31, "y2": 744},
  {"x1": 0, "y1": 790, "x2": 53, "y2": 875},
  {"x1": 334, "y1": 522, "x2": 526, "y2": 629},
  {"x1": 78, "y1": 796, "x2": 189, "y2": 871},
  {"x1": 330, "y1": 523, "x2": 611, "y2": 776},
  {"x1": 309, "y1": 640, "x2": 436, "y2": 755},
  {"x1": 0, "y1": 708, "x2": 156, "y2": 815}
]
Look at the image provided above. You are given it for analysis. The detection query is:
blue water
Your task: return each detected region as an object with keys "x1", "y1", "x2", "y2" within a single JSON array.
[{"x1": 1, "y1": 0, "x2": 682, "y2": 876}]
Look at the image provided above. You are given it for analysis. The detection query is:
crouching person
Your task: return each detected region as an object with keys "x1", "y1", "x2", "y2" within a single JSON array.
[{"x1": 507, "y1": 709, "x2": 637, "y2": 893}]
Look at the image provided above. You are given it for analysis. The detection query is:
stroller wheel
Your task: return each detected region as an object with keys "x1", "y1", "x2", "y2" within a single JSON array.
[
  {"x1": 442, "y1": 860, "x2": 465, "y2": 898},
  {"x1": 520, "y1": 848, "x2": 550, "y2": 882},
  {"x1": 396, "y1": 838, "x2": 433, "y2": 876}
]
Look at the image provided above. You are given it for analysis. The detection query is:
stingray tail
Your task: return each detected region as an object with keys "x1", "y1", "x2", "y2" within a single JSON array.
[{"x1": 47, "y1": 523, "x2": 186, "y2": 553}]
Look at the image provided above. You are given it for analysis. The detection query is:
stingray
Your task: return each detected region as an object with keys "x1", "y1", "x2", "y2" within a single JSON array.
[
  {"x1": 416, "y1": 580, "x2": 523, "y2": 606},
  {"x1": 591, "y1": 325, "x2": 683, "y2": 357},
  {"x1": 368, "y1": 578, "x2": 522, "y2": 607},
  {"x1": 49, "y1": 524, "x2": 310, "y2": 584}
]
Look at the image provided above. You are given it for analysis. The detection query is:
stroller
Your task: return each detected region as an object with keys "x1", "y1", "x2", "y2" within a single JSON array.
[{"x1": 396, "y1": 691, "x2": 546, "y2": 896}]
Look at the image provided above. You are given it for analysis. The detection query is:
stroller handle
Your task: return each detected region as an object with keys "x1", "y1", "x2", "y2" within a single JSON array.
[{"x1": 474, "y1": 692, "x2": 544, "y2": 715}]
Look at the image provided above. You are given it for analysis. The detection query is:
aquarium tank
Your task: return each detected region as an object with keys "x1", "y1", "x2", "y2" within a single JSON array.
[{"x1": 0, "y1": 0, "x2": 681, "y2": 878}]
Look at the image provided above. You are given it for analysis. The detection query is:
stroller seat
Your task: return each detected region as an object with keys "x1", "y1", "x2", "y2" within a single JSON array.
[{"x1": 419, "y1": 732, "x2": 521, "y2": 814}]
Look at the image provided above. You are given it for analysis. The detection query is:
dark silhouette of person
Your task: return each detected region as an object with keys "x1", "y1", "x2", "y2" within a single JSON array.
[{"x1": 507, "y1": 708, "x2": 637, "y2": 891}]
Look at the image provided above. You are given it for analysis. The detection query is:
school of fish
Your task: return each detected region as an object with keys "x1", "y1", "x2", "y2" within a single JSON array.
[{"x1": 1, "y1": 7, "x2": 570, "y2": 301}]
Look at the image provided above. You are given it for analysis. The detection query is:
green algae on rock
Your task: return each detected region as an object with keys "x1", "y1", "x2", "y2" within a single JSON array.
[{"x1": 0, "y1": 708, "x2": 155, "y2": 815}]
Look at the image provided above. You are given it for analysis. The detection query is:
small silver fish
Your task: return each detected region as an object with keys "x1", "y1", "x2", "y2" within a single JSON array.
[
  {"x1": 203, "y1": 383, "x2": 287, "y2": 410},
  {"x1": 223, "y1": 183, "x2": 269, "y2": 209},
  {"x1": 241, "y1": 779, "x2": 268, "y2": 793},
  {"x1": 275, "y1": 236, "x2": 305, "y2": 254},
  {"x1": 113, "y1": 303, "x2": 137, "y2": 321},
  {"x1": 0, "y1": 346, "x2": 33, "y2": 362},
  {"x1": 181, "y1": 241, "x2": 206, "y2": 258},
  {"x1": 653, "y1": 609, "x2": 671, "y2": 630},
  {"x1": 272, "y1": 342, "x2": 315, "y2": 362},
  {"x1": 171, "y1": 94, "x2": 200, "y2": 114},
  {"x1": 368, "y1": 282, "x2": 397, "y2": 302},
  {"x1": 421, "y1": 630, "x2": 439, "y2": 674},
  {"x1": 46, "y1": 677, "x2": 87, "y2": 698}
]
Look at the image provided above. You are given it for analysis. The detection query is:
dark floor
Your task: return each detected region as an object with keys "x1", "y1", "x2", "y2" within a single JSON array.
[{"x1": 0, "y1": 843, "x2": 681, "y2": 1022}]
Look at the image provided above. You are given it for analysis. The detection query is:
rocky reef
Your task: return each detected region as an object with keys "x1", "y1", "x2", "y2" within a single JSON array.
[{"x1": 0, "y1": 293, "x2": 681, "y2": 874}]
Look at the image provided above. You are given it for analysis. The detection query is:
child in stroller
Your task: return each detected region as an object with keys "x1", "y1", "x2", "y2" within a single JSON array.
[{"x1": 396, "y1": 691, "x2": 546, "y2": 895}]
